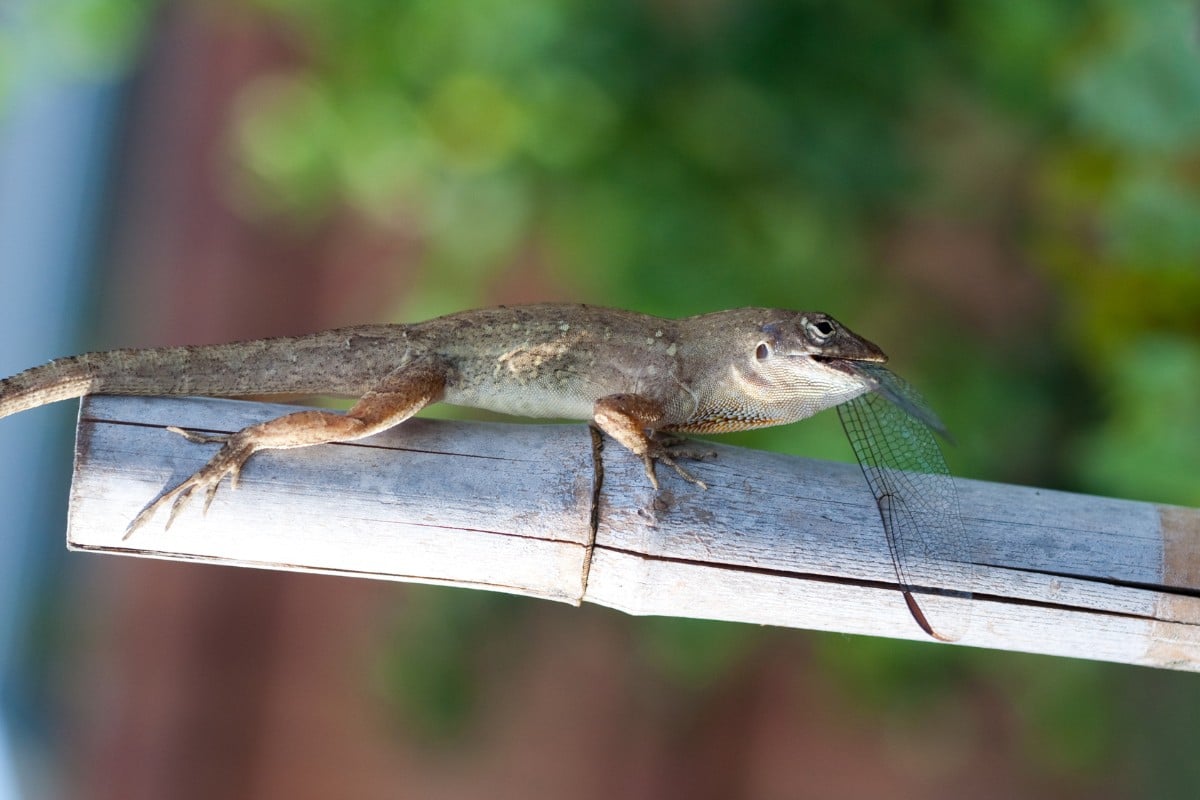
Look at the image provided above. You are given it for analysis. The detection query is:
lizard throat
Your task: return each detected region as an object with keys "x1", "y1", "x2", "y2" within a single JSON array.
[{"x1": 668, "y1": 413, "x2": 784, "y2": 434}]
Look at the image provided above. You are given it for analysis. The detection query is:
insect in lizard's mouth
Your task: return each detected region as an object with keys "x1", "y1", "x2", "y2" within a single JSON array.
[{"x1": 831, "y1": 358, "x2": 952, "y2": 438}]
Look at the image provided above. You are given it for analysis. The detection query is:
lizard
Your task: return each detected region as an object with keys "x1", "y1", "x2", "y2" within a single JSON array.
[{"x1": 0, "y1": 303, "x2": 891, "y2": 538}]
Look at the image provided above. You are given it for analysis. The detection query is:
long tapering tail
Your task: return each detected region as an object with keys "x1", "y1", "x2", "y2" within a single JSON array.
[
  {"x1": 0, "y1": 356, "x2": 101, "y2": 418},
  {"x1": 0, "y1": 325, "x2": 403, "y2": 421}
]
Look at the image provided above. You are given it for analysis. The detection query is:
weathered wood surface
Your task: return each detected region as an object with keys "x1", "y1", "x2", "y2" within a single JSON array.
[{"x1": 66, "y1": 395, "x2": 1200, "y2": 670}]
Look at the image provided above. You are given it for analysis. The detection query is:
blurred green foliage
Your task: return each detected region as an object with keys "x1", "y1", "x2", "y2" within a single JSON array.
[
  {"x1": 1035, "y1": 0, "x2": 1200, "y2": 504},
  {"x1": 0, "y1": 0, "x2": 154, "y2": 86},
  {"x1": 233, "y1": 1, "x2": 968, "y2": 311},
  {"x1": 379, "y1": 588, "x2": 528, "y2": 741}
]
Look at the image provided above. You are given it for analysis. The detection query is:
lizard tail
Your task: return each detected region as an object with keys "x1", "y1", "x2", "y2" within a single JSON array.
[
  {"x1": 0, "y1": 326, "x2": 403, "y2": 421},
  {"x1": 0, "y1": 346, "x2": 224, "y2": 419},
  {"x1": 0, "y1": 355, "x2": 103, "y2": 419}
]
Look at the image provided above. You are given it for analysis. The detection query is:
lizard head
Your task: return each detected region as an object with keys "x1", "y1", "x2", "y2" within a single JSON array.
[
  {"x1": 756, "y1": 312, "x2": 887, "y2": 364},
  {"x1": 679, "y1": 309, "x2": 890, "y2": 430}
]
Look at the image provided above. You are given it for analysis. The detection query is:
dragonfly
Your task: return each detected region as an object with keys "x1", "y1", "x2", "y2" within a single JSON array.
[{"x1": 835, "y1": 362, "x2": 974, "y2": 642}]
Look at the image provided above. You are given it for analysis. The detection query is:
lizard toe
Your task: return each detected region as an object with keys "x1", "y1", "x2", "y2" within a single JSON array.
[
  {"x1": 165, "y1": 485, "x2": 198, "y2": 531},
  {"x1": 167, "y1": 425, "x2": 231, "y2": 445},
  {"x1": 640, "y1": 454, "x2": 661, "y2": 490}
]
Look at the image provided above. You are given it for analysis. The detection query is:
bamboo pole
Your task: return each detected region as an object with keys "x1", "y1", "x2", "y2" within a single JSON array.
[{"x1": 64, "y1": 395, "x2": 1200, "y2": 671}]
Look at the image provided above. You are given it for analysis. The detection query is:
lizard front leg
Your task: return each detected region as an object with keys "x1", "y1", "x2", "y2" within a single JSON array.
[
  {"x1": 592, "y1": 394, "x2": 711, "y2": 490},
  {"x1": 123, "y1": 360, "x2": 447, "y2": 538}
]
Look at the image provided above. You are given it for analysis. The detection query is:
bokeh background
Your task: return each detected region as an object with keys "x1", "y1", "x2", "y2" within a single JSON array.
[{"x1": 2, "y1": 0, "x2": 1199, "y2": 797}]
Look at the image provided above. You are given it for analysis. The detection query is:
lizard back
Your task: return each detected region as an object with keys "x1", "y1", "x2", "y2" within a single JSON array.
[{"x1": 411, "y1": 304, "x2": 693, "y2": 422}]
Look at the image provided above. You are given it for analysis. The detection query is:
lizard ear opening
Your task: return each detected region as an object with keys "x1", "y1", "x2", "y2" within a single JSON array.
[{"x1": 755, "y1": 342, "x2": 772, "y2": 361}]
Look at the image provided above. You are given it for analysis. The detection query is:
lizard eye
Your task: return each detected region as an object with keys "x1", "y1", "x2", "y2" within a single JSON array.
[
  {"x1": 755, "y1": 342, "x2": 772, "y2": 360},
  {"x1": 805, "y1": 319, "x2": 835, "y2": 342}
]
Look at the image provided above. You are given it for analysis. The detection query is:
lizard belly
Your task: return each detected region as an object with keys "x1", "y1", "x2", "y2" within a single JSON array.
[
  {"x1": 442, "y1": 383, "x2": 598, "y2": 421},
  {"x1": 433, "y1": 325, "x2": 681, "y2": 422}
]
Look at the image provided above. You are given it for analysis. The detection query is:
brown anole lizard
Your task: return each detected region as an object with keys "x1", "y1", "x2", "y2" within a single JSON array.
[
  {"x1": 2, "y1": 303, "x2": 972, "y2": 639},
  {"x1": 0, "y1": 303, "x2": 886, "y2": 528}
]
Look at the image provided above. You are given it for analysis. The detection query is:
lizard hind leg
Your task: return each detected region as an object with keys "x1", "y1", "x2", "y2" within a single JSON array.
[{"x1": 122, "y1": 362, "x2": 446, "y2": 539}]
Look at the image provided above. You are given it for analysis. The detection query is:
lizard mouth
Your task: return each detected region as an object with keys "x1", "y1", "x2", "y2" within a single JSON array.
[{"x1": 813, "y1": 354, "x2": 886, "y2": 374}]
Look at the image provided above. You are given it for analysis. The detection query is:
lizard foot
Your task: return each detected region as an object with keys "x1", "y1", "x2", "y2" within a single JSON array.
[
  {"x1": 122, "y1": 430, "x2": 255, "y2": 540},
  {"x1": 642, "y1": 437, "x2": 716, "y2": 491}
]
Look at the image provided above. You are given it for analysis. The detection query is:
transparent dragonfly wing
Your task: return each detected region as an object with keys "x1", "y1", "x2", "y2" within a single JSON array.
[{"x1": 836, "y1": 363, "x2": 973, "y2": 642}]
